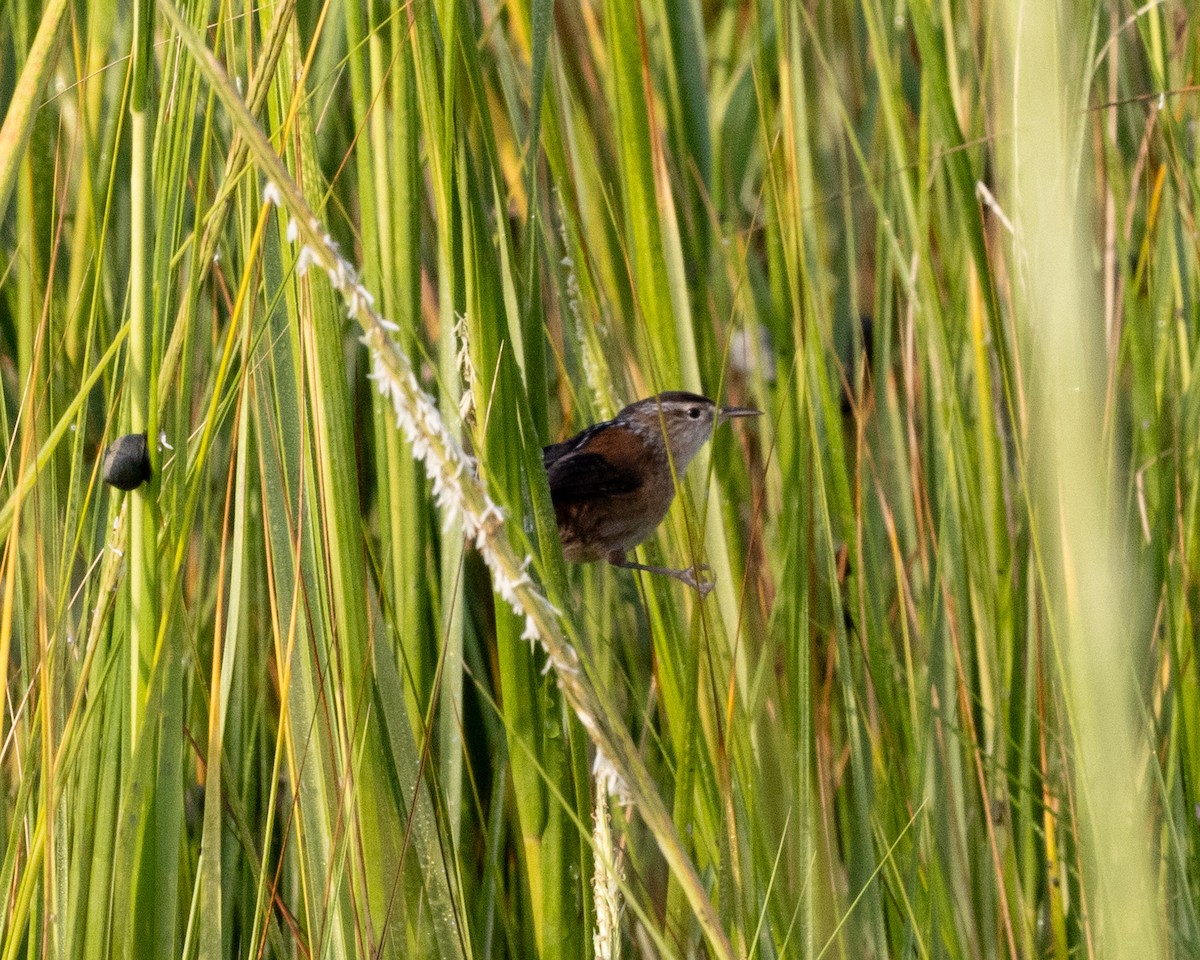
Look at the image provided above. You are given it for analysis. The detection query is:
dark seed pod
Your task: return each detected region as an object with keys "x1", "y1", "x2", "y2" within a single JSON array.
[{"x1": 102, "y1": 433, "x2": 152, "y2": 491}]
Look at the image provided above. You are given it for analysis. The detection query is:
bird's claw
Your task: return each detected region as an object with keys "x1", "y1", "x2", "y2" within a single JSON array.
[{"x1": 683, "y1": 566, "x2": 715, "y2": 598}]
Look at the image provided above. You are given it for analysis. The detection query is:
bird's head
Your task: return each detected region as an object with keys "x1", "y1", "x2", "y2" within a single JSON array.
[{"x1": 618, "y1": 391, "x2": 761, "y2": 472}]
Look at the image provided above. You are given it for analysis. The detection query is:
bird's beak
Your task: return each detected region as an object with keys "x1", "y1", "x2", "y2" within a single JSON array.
[{"x1": 718, "y1": 405, "x2": 763, "y2": 424}]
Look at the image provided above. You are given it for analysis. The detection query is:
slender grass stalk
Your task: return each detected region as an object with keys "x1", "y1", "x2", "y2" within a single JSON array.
[{"x1": 127, "y1": 0, "x2": 156, "y2": 746}]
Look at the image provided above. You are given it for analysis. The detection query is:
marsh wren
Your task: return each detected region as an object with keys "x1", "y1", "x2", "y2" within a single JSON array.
[{"x1": 544, "y1": 392, "x2": 761, "y2": 596}]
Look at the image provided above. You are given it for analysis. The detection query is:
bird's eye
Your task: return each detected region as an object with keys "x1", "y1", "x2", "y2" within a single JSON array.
[{"x1": 688, "y1": 407, "x2": 701, "y2": 419}]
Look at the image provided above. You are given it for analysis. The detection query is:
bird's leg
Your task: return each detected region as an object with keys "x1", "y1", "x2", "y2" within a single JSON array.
[{"x1": 608, "y1": 552, "x2": 714, "y2": 598}]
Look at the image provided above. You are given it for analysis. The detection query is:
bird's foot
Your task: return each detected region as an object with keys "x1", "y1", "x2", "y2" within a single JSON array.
[
  {"x1": 613, "y1": 559, "x2": 715, "y2": 597},
  {"x1": 678, "y1": 566, "x2": 715, "y2": 598}
]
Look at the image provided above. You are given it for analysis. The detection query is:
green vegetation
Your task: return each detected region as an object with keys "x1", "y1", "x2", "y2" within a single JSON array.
[{"x1": 0, "y1": 0, "x2": 1195, "y2": 957}]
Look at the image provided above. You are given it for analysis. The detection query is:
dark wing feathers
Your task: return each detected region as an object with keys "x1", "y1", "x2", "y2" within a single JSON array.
[
  {"x1": 544, "y1": 451, "x2": 642, "y2": 502},
  {"x1": 541, "y1": 439, "x2": 576, "y2": 469},
  {"x1": 542, "y1": 420, "x2": 610, "y2": 467},
  {"x1": 543, "y1": 420, "x2": 642, "y2": 503}
]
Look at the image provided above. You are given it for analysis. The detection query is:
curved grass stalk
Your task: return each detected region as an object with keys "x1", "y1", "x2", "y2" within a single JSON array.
[{"x1": 157, "y1": 3, "x2": 734, "y2": 956}]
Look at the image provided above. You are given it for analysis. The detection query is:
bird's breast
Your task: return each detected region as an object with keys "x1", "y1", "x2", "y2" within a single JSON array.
[{"x1": 555, "y1": 475, "x2": 675, "y2": 562}]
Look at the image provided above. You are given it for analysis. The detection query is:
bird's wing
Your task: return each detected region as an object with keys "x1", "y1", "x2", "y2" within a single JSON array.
[
  {"x1": 544, "y1": 451, "x2": 642, "y2": 502},
  {"x1": 542, "y1": 420, "x2": 610, "y2": 469},
  {"x1": 541, "y1": 439, "x2": 575, "y2": 469}
]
